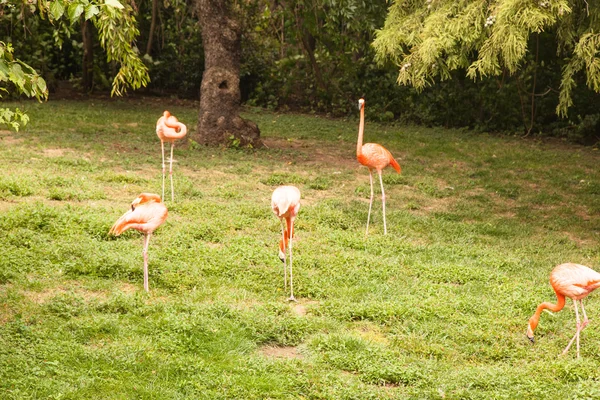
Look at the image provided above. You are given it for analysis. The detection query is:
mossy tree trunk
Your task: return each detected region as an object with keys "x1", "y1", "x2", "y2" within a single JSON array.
[{"x1": 195, "y1": 0, "x2": 262, "y2": 147}]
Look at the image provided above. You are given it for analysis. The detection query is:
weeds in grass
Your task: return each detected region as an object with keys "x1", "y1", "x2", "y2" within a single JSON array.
[{"x1": 0, "y1": 100, "x2": 599, "y2": 398}]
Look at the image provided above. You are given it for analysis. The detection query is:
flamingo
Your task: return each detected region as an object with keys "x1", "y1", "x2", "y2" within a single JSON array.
[
  {"x1": 356, "y1": 98, "x2": 401, "y2": 235},
  {"x1": 156, "y1": 110, "x2": 187, "y2": 202},
  {"x1": 271, "y1": 185, "x2": 301, "y2": 301},
  {"x1": 109, "y1": 193, "x2": 168, "y2": 292},
  {"x1": 527, "y1": 263, "x2": 600, "y2": 358}
]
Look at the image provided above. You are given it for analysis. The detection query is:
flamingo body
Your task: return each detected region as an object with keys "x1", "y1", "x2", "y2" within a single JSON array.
[
  {"x1": 356, "y1": 98, "x2": 401, "y2": 235},
  {"x1": 271, "y1": 185, "x2": 301, "y2": 301},
  {"x1": 358, "y1": 143, "x2": 401, "y2": 173},
  {"x1": 156, "y1": 111, "x2": 187, "y2": 202},
  {"x1": 110, "y1": 193, "x2": 168, "y2": 292},
  {"x1": 527, "y1": 263, "x2": 600, "y2": 358},
  {"x1": 156, "y1": 111, "x2": 187, "y2": 143}
]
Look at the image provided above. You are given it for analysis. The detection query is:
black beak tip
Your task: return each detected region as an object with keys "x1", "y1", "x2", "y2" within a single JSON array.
[
  {"x1": 279, "y1": 256, "x2": 285, "y2": 263},
  {"x1": 527, "y1": 336, "x2": 535, "y2": 344}
]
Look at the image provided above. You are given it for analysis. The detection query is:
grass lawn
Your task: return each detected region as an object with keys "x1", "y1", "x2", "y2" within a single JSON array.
[{"x1": 1, "y1": 98, "x2": 600, "y2": 399}]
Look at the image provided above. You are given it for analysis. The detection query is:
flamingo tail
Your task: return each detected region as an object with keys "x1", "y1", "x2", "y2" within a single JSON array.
[{"x1": 389, "y1": 157, "x2": 401, "y2": 173}]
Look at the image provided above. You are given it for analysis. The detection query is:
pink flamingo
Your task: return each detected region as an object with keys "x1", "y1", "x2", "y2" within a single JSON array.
[
  {"x1": 109, "y1": 193, "x2": 168, "y2": 292},
  {"x1": 271, "y1": 185, "x2": 301, "y2": 301},
  {"x1": 527, "y1": 263, "x2": 600, "y2": 358},
  {"x1": 156, "y1": 110, "x2": 187, "y2": 202},
  {"x1": 356, "y1": 98, "x2": 401, "y2": 235}
]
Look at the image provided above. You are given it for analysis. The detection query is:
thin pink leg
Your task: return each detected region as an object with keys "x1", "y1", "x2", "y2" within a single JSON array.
[
  {"x1": 161, "y1": 141, "x2": 166, "y2": 200},
  {"x1": 562, "y1": 299, "x2": 582, "y2": 358},
  {"x1": 288, "y1": 220, "x2": 296, "y2": 302},
  {"x1": 280, "y1": 219, "x2": 287, "y2": 291},
  {"x1": 366, "y1": 170, "x2": 374, "y2": 236},
  {"x1": 169, "y1": 142, "x2": 175, "y2": 202},
  {"x1": 378, "y1": 170, "x2": 387, "y2": 235},
  {"x1": 580, "y1": 300, "x2": 589, "y2": 329},
  {"x1": 142, "y1": 233, "x2": 152, "y2": 292}
]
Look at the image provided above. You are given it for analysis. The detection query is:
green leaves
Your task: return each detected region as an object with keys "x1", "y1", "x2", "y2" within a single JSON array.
[
  {"x1": 49, "y1": 0, "x2": 65, "y2": 20},
  {"x1": 104, "y1": 0, "x2": 124, "y2": 9},
  {"x1": 374, "y1": 0, "x2": 600, "y2": 116},
  {"x1": 67, "y1": 3, "x2": 85, "y2": 23},
  {"x1": 2, "y1": 0, "x2": 149, "y2": 130},
  {"x1": 0, "y1": 42, "x2": 47, "y2": 130}
]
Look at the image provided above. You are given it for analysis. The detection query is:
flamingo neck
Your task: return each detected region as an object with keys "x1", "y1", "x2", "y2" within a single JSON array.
[
  {"x1": 357, "y1": 105, "x2": 365, "y2": 157},
  {"x1": 528, "y1": 293, "x2": 566, "y2": 334}
]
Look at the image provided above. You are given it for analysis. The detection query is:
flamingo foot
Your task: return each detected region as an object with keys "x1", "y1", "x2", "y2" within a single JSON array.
[
  {"x1": 581, "y1": 319, "x2": 590, "y2": 330},
  {"x1": 288, "y1": 295, "x2": 297, "y2": 302}
]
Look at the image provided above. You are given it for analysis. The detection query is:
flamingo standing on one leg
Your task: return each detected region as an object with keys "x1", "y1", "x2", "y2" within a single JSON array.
[
  {"x1": 356, "y1": 98, "x2": 401, "y2": 235},
  {"x1": 271, "y1": 185, "x2": 301, "y2": 302},
  {"x1": 156, "y1": 111, "x2": 187, "y2": 202},
  {"x1": 527, "y1": 263, "x2": 600, "y2": 358},
  {"x1": 109, "y1": 193, "x2": 168, "y2": 292}
]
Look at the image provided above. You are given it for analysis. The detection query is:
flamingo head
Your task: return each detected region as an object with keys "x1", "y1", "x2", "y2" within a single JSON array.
[
  {"x1": 526, "y1": 320, "x2": 536, "y2": 344},
  {"x1": 278, "y1": 238, "x2": 286, "y2": 263},
  {"x1": 163, "y1": 110, "x2": 171, "y2": 118},
  {"x1": 131, "y1": 193, "x2": 162, "y2": 211},
  {"x1": 358, "y1": 98, "x2": 365, "y2": 110}
]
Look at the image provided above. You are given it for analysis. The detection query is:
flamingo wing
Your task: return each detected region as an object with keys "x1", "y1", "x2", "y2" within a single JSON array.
[
  {"x1": 110, "y1": 202, "x2": 168, "y2": 236},
  {"x1": 359, "y1": 143, "x2": 400, "y2": 172},
  {"x1": 271, "y1": 186, "x2": 301, "y2": 217}
]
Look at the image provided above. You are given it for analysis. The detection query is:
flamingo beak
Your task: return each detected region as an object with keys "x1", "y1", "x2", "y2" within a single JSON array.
[
  {"x1": 526, "y1": 324, "x2": 534, "y2": 344},
  {"x1": 278, "y1": 250, "x2": 285, "y2": 263}
]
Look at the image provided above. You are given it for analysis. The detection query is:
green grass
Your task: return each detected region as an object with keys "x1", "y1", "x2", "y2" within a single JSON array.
[{"x1": 1, "y1": 98, "x2": 600, "y2": 399}]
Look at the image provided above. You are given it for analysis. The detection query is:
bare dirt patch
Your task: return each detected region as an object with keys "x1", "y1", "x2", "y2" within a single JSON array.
[
  {"x1": 43, "y1": 148, "x2": 66, "y2": 157},
  {"x1": 23, "y1": 285, "x2": 107, "y2": 304},
  {"x1": 260, "y1": 345, "x2": 303, "y2": 359},
  {"x1": 0, "y1": 130, "x2": 23, "y2": 144},
  {"x1": 263, "y1": 137, "x2": 356, "y2": 168},
  {"x1": 291, "y1": 299, "x2": 318, "y2": 316},
  {"x1": 120, "y1": 282, "x2": 138, "y2": 294}
]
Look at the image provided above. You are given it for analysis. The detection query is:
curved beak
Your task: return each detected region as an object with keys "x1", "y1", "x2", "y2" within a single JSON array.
[
  {"x1": 526, "y1": 324, "x2": 534, "y2": 344},
  {"x1": 278, "y1": 250, "x2": 286, "y2": 263}
]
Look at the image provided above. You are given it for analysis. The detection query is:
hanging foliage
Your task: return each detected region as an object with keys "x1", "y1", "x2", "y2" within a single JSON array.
[{"x1": 373, "y1": 0, "x2": 600, "y2": 117}]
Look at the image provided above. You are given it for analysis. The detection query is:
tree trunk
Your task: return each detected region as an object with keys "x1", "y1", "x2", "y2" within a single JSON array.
[
  {"x1": 195, "y1": 0, "x2": 261, "y2": 147},
  {"x1": 82, "y1": 19, "x2": 94, "y2": 92},
  {"x1": 146, "y1": 0, "x2": 158, "y2": 56}
]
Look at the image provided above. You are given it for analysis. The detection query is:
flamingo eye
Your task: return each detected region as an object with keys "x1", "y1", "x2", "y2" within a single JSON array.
[{"x1": 131, "y1": 205, "x2": 135, "y2": 212}]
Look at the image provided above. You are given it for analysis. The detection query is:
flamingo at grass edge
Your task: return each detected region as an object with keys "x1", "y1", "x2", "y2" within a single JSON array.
[
  {"x1": 109, "y1": 193, "x2": 168, "y2": 292},
  {"x1": 156, "y1": 110, "x2": 187, "y2": 202},
  {"x1": 527, "y1": 263, "x2": 600, "y2": 358},
  {"x1": 271, "y1": 185, "x2": 301, "y2": 302},
  {"x1": 356, "y1": 98, "x2": 401, "y2": 235}
]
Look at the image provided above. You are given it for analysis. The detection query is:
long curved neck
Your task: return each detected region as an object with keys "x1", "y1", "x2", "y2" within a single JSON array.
[
  {"x1": 528, "y1": 293, "x2": 566, "y2": 334},
  {"x1": 357, "y1": 105, "x2": 365, "y2": 157},
  {"x1": 164, "y1": 119, "x2": 187, "y2": 139}
]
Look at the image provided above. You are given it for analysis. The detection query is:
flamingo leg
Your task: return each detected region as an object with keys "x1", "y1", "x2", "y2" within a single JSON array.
[
  {"x1": 378, "y1": 170, "x2": 387, "y2": 235},
  {"x1": 280, "y1": 219, "x2": 287, "y2": 291},
  {"x1": 161, "y1": 141, "x2": 166, "y2": 200},
  {"x1": 142, "y1": 233, "x2": 152, "y2": 292},
  {"x1": 580, "y1": 300, "x2": 590, "y2": 330},
  {"x1": 562, "y1": 299, "x2": 582, "y2": 358},
  {"x1": 366, "y1": 170, "x2": 374, "y2": 236},
  {"x1": 288, "y1": 219, "x2": 296, "y2": 302},
  {"x1": 169, "y1": 142, "x2": 175, "y2": 202}
]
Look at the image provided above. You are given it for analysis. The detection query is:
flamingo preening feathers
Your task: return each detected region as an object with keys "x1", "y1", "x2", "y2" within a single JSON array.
[
  {"x1": 156, "y1": 111, "x2": 187, "y2": 202},
  {"x1": 527, "y1": 263, "x2": 600, "y2": 358},
  {"x1": 271, "y1": 185, "x2": 301, "y2": 301},
  {"x1": 356, "y1": 98, "x2": 401, "y2": 235},
  {"x1": 109, "y1": 193, "x2": 168, "y2": 292}
]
